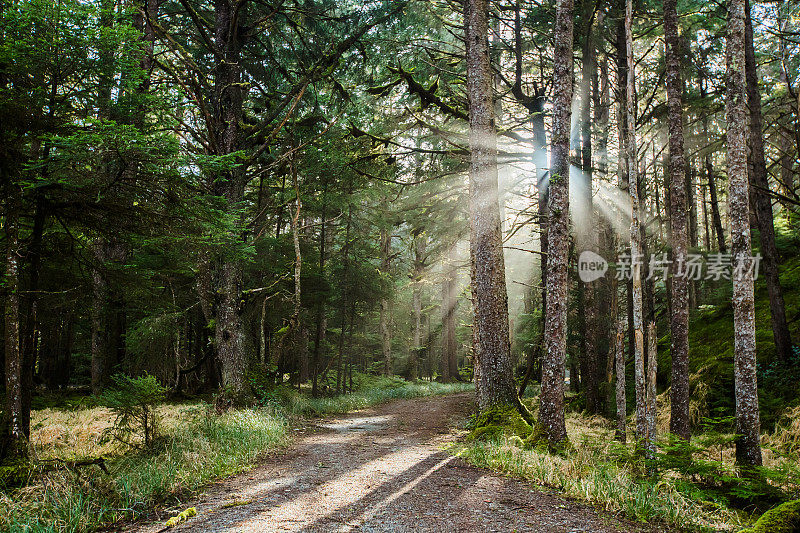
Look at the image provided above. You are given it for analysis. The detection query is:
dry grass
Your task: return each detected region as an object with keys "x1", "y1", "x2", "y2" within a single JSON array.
[
  {"x1": 762, "y1": 405, "x2": 800, "y2": 456},
  {"x1": 2, "y1": 403, "x2": 288, "y2": 533},
  {"x1": 29, "y1": 404, "x2": 200, "y2": 461},
  {"x1": 457, "y1": 399, "x2": 800, "y2": 531},
  {"x1": 456, "y1": 404, "x2": 762, "y2": 532}
]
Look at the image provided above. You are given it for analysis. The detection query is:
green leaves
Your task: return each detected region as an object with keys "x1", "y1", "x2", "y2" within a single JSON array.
[{"x1": 101, "y1": 374, "x2": 167, "y2": 449}]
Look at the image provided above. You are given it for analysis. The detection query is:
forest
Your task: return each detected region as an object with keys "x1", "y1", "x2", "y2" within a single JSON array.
[{"x1": 1, "y1": 0, "x2": 800, "y2": 531}]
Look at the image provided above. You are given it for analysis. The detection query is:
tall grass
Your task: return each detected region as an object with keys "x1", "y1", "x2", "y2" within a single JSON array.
[
  {"x1": 454, "y1": 410, "x2": 752, "y2": 532},
  {"x1": 0, "y1": 405, "x2": 288, "y2": 533},
  {"x1": 3, "y1": 376, "x2": 471, "y2": 532}
]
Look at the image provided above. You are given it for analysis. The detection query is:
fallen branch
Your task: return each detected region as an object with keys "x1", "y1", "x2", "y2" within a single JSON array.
[{"x1": 39, "y1": 457, "x2": 110, "y2": 475}]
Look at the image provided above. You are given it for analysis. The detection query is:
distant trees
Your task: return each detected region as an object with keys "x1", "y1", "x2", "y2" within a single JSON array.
[{"x1": 1, "y1": 0, "x2": 794, "y2": 472}]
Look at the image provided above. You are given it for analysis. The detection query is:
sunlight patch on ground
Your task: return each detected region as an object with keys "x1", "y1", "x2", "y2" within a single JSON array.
[{"x1": 317, "y1": 415, "x2": 395, "y2": 432}]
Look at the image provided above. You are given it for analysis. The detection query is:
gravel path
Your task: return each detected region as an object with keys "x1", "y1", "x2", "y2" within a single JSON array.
[{"x1": 130, "y1": 393, "x2": 652, "y2": 532}]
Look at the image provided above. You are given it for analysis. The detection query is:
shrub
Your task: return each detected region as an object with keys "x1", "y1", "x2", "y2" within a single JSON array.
[{"x1": 101, "y1": 374, "x2": 167, "y2": 449}]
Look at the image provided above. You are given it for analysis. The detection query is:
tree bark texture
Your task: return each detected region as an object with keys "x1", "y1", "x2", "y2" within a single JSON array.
[
  {"x1": 726, "y1": 0, "x2": 763, "y2": 468},
  {"x1": 624, "y1": 0, "x2": 647, "y2": 444},
  {"x1": 646, "y1": 322, "x2": 658, "y2": 457},
  {"x1": 465, "y1": 0, "x2": 517, "y2": 411},
  {"x1": 211, "y1": 0, "x2": 249, "y2": 400},
  {"x1": 2, "y1": 182, "x2": 25, "y2": 459},
  {"x1": 539, "y1": 0, "x2": 574, "y2": 445},
  {"x1": 664, "y1": 0, "x2": 691, "y2": 442},
  {"x1": 615, "y1": 318, "x2": 627, "y2": 443}
]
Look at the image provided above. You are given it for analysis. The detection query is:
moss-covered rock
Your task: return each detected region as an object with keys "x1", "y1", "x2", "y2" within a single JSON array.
[{"x1": 739, "y1": 499, "x2": 800, "y2": 533}]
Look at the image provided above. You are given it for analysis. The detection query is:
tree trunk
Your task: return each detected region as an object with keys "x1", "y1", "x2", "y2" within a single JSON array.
[
  {"x1": 91, "y1": 241, "x2": 110, "y2": 395},
  {"x1": 744, "y1": 0, "x2": 792, "y2": 364},
  {"x1": 289, "y1": 133, "x2": 307, "y2": 384},
  {"x1": 410, "y1": 232, "x2": 426, "y2": 381},
  {"x1": 579, "y1": 9, "x2": 600, "y2": 415},
  {"x1": 539, "y1": 0, "x2": 574, "y2": 445},
  {"x1": 701, "y1": 176, "x2": 711, "y2": 251},
  {"x1": 465, "y1": 0, "x2": 517, "y2": 411},
  {"x1": 646, "y1": 322, "x2": 658, "y2": 459},
  {"x1": 447, "y1": 254, "x2": 460, "y2": 381},
  {"x1": 778, "y1": 6, "x2": 797, "y2": 204},
  {"x1": 379, "y1": 227, "x2": 392, "y2": 376},
  {"x1": 21, "y1": 196, "x2": 45, "y2": 436},
  {"x1": 441, "y1": 246, "x2": 458, "y2": 383},
  {"x1": 2, "y1": 181, "x2": 25, "y2": 460},
  {"x1": 624, "y1": 0, "x2": 647, "y2": 444},
  {"x1": 615, "y1": 12, "x2": 635, "y2": 379},
  {"x1": 615, "y1": 318, "x2": 626, "y2": 442},
  {"x1": 211, "y1": 0, "x2": 249, "y2": 401},
  {"x1": 707, "y1": 158, "x2": 727, "y2": 252},
  {"x1": 664, "y1": 0, "x2": 691, "y2": 442},
  {"x1": 336, "y1": 204, "x2": 353, "y2": 394},
  {"x1": 726, "y1": 0, "x2": 763, "y2": 468},
  {"x1": 312, "y1": 190, "x2": 328, "y2": 395}
]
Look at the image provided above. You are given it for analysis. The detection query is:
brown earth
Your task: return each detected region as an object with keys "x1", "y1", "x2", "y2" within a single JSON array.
[{"x1": 129, "y1": 392, "x2": 655, "y2": 532}]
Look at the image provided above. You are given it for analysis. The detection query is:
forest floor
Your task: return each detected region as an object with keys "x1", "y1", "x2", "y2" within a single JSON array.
[{"x1": 127, "y1": 392, "x2": 655, "y2": 532}]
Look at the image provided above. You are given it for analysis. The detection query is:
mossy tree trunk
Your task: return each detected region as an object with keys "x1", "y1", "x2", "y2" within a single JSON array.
[
  {"x1": 539, "y1": 0, "x2": 574, "y2": 446},
  {"x1": 726, "y1": 0, "x2": 762, "y2": 469},
  {"x1": 664, "y1": 0, "x2": 691, "y2": 442}
]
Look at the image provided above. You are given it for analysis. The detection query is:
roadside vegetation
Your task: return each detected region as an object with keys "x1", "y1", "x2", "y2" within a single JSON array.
[
  {"x1": 0, "y1": 375, "x2": 470, "y2": 533},
  {"x1": 457, "y1": 397, "x2": 800, "y2": 532},
  {"x1": 459, "y1": 252, "x2": 800, "y2": 533}
]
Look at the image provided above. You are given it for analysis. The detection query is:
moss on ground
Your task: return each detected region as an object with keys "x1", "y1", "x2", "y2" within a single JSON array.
[
  {"x1": 739, "y1": 499, "x2": 800, "y2": 533},
  {"x1": 165, "y1": 507, "x2": 197, "y2": 528},
  {"x1": 672, "y1": 250, "x2": 800, "y2": 429},
  {"x1": 466, "y1": 403, "x2": 564, "y2": 451},
  {"x1": 467, "y1": 404, "x2": 533, "y2": 442},
  {"x1": 0, "y1": 459, "x2": 34, "y2": 487}
]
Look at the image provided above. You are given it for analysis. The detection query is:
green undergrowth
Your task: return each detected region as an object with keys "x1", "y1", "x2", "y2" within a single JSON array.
[
  {"x1": 254, "y1": 375, "x2": 473, "y2": 417},
  {"x1": 0, "y1": 405, "x2": 288, "y2": 533},
  {"x1": 454, "y1": 433, "x2": 748, "y2": 532},
  {"x1": 738, "y1": 499, "x2": 800, "y2": 533},
  {"x1": 454, "y1": 402, "x2": 800, "y2": 532},
  {"x1": 674, "y1": 245, "x2": 800, "y2": 430},
  {"x1": 2, "y1": 374, "x2": 471, "y2": 532}
]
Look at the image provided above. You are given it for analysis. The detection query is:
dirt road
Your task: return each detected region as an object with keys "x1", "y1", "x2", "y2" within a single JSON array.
[{"x1": 131, "y1": 393, "x2": 650, "y2": 532}]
